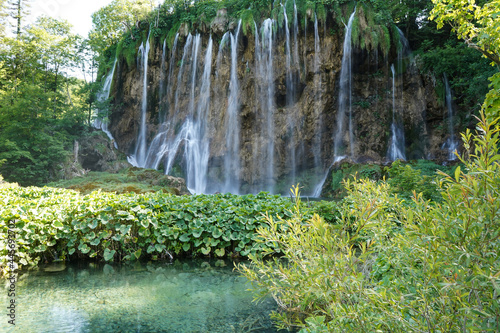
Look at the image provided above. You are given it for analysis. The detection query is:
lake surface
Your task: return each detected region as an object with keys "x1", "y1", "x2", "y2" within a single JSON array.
[{"x1": 1, "y1": 259, "x2": 279, "y2": 332}]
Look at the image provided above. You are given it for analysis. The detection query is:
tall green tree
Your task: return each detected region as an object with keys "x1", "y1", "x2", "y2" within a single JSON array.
[
  {"x1": 430, "y1": 0, "x2": 500, "y2": 118},
  {"x1": 6, "y1": 0, "x2": 30, "y2": 37},
  {"x1": 88, "y1": 0, "x2": 152, "y2": 59},
  {"x1": 0, "y1": 16, "x2": 86, "y2": 185}
]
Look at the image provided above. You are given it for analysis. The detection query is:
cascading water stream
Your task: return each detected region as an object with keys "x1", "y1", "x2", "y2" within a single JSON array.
[
  {"x1": 387, "y1": 64, "x2": 406, "y2": 161},
  {"x1": 93, "y1": 58, "x2": 118, "y2": 148},
  {"x1": 283, "y1": 2, "x2": 298, "y2": 183},
  {"x1": 184, "y1": 36, "x2": 213, "y2": 193},
  {"x1": 130, "y1": 29, "x2": 151, "y2": 167},
  {"x1": 309, "y1": 15, "x2": 324, "y2": 196},
  {"x1": 223, "y1": 20, "x2": 242, "y2": 194},
  {"x1": 163, "y1": 34, "x2": 194, "y2": 174},
  {"x1": 254, "y1": 19, "x2": 276, "y2": 193},
  {"x1": 158, "y1": 38, "x2": 167, "y2": 123},
  {"x1": 333, "y1": 8, "x2": 356, "y2": 160},
  {"x1": 387, "y1": 28, "x2": 412, "y2": 161},
  {"x1": 442, "y1": 73, "x2": 458, "y2": 160},
  {"x1": 312, "y1": 8, "x2": 356, "y2": 197}
]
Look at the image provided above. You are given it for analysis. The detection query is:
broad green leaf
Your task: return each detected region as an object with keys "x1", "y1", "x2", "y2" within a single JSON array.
[
  {"x1": 215, "y1": 248, "x2": 225, "y2": 257},
  {"x1": 103, "y1": 248, "x2": 115, "y2": 261},
  {"x1": 52, "y1": 220, "x2": 64, "y2": 229}
]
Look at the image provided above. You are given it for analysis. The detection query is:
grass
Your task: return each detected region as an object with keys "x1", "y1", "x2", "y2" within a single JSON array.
[{"x1": 46, "y1": 167, "x2": 189, "y2": 195}]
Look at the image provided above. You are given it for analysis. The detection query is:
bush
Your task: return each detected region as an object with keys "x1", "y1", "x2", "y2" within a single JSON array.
[
  {"x1": 0, "y1": 188, "x2": 311, "y2": 277},
  {"x1": 238, "y1": 111, "x2": 500, "y2": 331}
]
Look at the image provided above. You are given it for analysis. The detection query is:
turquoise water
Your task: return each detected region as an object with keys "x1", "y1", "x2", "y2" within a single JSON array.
[{"x1": 1, "y1": 260, "x2": 280, "y2": 332}]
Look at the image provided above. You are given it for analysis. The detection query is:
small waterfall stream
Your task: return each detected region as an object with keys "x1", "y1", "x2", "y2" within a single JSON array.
[
  {"x1": 223, "y1": 20, "x2": 242, "y2": 194},
  {"x1": 254, "y1": 19, "x2": 276, "y2": 193},
  {"x1": 333, "y1": 8, "x2": 356, "y2": 160},
  {"x1": 313, "y1": 8, "x2": 356, "y2": 197},
  {"x1": 184, "y1": 36, "x2": 213, "y2": 193},
  {"x1": 387, "y1": 28, "x2": 412, "y2": 161},
  {"x1": 93, "y1": 58, "x2": 117, "y2": 148},
  {"x1": 283, "y1": 4, "x2": 298, "y2": 183},
  {"x1": 130, "y1": 29, "x2": 152, "y2": 167},
  {"x1": 442, "y1": 73, "x2": 458, "y2": 160},
  {"x1": 387, "y1": 64, "x2": 406, "y2": 161}
]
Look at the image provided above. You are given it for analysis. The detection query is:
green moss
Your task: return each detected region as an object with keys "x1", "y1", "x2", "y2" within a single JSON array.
[
  {"x1": 321, "y1": 163, "x2": 383, "y2": 199},
  {"x1": 351, "y1": 15, "x2": 360, "y2": 47},
  {"x1": 316, "y1": 2, "x2": 326, "y2": 25},
  {"x1": 46, "y1": 168, "x2": 184, "y2": 195},
  {"x1": 380, "y1": 25, "x2": 391, "y2": 56},
  {"x1": 240, "y1": 9, "x2": 255, "y2": 36},
  {"x1": 116, "y1": 37, "x2": 141, "y2": 69},
  {"x1": 391, "y1": 23, "x2": 402, "y2": 53}
]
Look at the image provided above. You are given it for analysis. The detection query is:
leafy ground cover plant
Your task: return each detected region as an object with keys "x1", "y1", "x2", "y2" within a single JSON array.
[{"x1": 0, "y1": 188, "x2": 321, "y2": 277}]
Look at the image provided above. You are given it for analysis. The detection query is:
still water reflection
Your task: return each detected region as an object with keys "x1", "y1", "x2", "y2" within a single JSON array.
[{"x1": 1, "y1": 259, "x2": 279, "y2": 332}]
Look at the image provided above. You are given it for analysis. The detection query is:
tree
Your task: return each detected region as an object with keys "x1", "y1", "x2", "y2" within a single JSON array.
[
  {"x1": 88, "y1": 0, "x2": 152, "y2": 58},
  {"x1": 0, "y1": 16, "x2": 87, "y2": 185},
  {"x1": 431, "y1": 0, "x2": 500, "y2": 118},
  {"x1": 26, "y1": 16, "x2": 81, "y2": 93},
  {"x1": 6, "y1": 0, "x2": 30, "y2": 37},
  {"x1": 0, "y1": 0, "x2": 8, "y2": 37}
]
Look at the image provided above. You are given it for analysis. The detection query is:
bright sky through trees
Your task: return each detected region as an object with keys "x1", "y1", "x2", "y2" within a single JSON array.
[{"x1": 29, "y1": 0, "x2": 113, "y2": 36}]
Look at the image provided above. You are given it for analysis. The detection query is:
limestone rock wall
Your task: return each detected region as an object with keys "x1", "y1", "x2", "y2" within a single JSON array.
[{"x1": 107, "y1": 10, "x2": 451, "y2": 193}]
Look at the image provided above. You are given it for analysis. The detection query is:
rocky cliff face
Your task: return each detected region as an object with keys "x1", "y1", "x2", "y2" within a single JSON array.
[{"x1": 107, "y1": 8, "x2": 454, "y2": 195}]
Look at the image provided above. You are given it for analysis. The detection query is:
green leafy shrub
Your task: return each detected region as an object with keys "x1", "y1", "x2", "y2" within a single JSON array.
[
  {"x1": 237, "y1": 182, "x2": 400, "y2": 331},
  {"x1": 384, "y1": 159, "x2": 459, "y2": 201},
  {"x1": 0, "y1": 187, "x2": 324, "y2": 277},
  {"x1": 238, "y1": 111, "x2": 500, "y2": 331}
]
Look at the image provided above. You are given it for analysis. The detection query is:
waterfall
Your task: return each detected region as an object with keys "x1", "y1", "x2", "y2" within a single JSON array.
[
  {"x1": 283, "y1": 3, "x2": 298, "y2": 183},
  {"x1": 387, "y1": 64, "x2": 406, "y2": 161},
  {"x1": 310, "y1": 15, "x2": 324, "y2": 196},
  {"x1": 293, "y1": 0, "x2": 299, "y2": 73},
  {"x1": 130, "y1": 29, "x2": 151, "y2": 167},
  {"x1": 223, "y1": 20, "x2": 242, "y2": 194},
  {"x1": 163, "y1": 34, "x2": 194, "y2": 174},
  {"x1": 387, "y1": 28, "x2": 412, "y2": 162},
  {"x1": 158, "y1": 38, "x2": 167, "y2": 123},
  {"x1": 442, "y1": 73, "x2": 458, "y2": 160},
  {"x1": 184, "y1": 36, "x2": 212, "y2": 193},
  {"x1": 254, "y1": 19, "x2": 276, "y2": 193},
  {"x1": 136, "y1": 33, "x2": 181, "y2": 171},
  {"x1": 166, "y1": 34, "x2": 179, "y2": 120},
  {"x1": 93, "y1": 58, "x2": 118, "y2": 148},
  {"x1": 312, "y1": 8, "x2": 356, "y2": 197},
  {"x1": 333, "y1": 8, "x2": 356, "y2": 160},
  {"x1": 145, "y1": 35, "x2": 212, "y2": 194}
]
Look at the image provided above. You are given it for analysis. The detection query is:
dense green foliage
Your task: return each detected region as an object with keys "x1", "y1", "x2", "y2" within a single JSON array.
[
  {"x1": 238, "y1": 111, "x2": 500, "y2": 331},
  {"x1": 0, "y1": 14, "x2": 93, "y2": 186},
  {"x1": 320, "y1": 159, "x2": 459, "y2": 200},
  {"x1": 0, "y1": 186, "x2": 321, "y2": 277}
]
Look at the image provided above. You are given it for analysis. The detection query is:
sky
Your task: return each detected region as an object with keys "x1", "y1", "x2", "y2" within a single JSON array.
[{"x1": 30, "y1": 0, "x2": 114, "y2": 37}]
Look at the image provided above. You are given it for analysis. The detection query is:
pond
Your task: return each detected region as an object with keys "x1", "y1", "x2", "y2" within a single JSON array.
[{"x1": 1, "y1": 259, "x2": 280, "y2": 332}]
